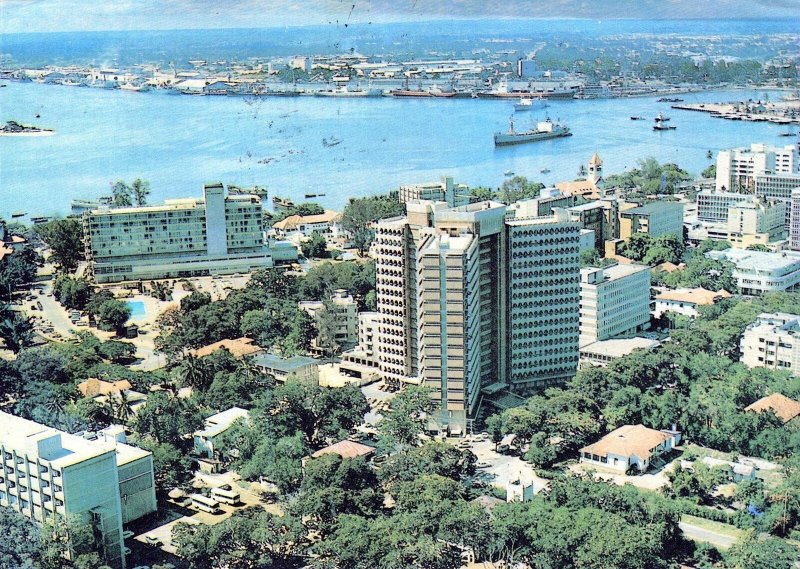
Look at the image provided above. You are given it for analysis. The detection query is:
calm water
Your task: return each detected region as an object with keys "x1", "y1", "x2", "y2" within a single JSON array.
[{"x1": 0, "y1": 81, "x2": 797, "y2": 219}]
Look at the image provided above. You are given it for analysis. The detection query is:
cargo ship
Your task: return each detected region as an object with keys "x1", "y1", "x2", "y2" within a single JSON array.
[{"x1": 494, "y1": 118, "x2": 572, "y2": 146}]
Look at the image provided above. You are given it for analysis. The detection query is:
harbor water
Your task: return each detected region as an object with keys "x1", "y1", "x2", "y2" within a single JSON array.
[{"x1": 0, "y1": 81, "x2": 797, "y2": 220}]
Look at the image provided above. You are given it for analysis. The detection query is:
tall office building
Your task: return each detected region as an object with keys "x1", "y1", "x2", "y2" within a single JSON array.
[
  {"x1": 373, "y1": 200, "x2": 581, "y2": 431},
  {"x1": 84, "y1": 183, "x2": 274, "y2": 283},
  {"x1": 0, "y1": 413, "x2": 157, "y2": 569},
  {"x1": 716, "y1": 144, "x2": 798, "y2": 192}
]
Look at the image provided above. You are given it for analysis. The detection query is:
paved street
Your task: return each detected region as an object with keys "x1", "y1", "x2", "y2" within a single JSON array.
[{"x1": 679, "y1": 518, "x2": 742, "y2": 550}]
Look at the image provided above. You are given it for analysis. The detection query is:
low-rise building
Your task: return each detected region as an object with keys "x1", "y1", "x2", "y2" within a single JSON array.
[
  {"x1": 193, "y1": 407, "x2": 250, "y2": 459},
  {"x1": 579, "y1": 337, "x2": 660, "y2": 367},
  {"x1": 707, "y1": 249, "x2": 800, "y2": 294},
  {"x1": 190, "y1": 337, "x2": 265, "y2": 359},
  {"x1": 397, "y1": 176, "x2": 472, "y2": 208},
  {"x1": 740, "y1": 313, "x2": 800, "y2": 376},
  {"x1": 309, "y1": 440, "x2": 375, "y2": 461},
  {"x1": 619, "y1": 201, "x2": 684, "y2": 240},
  {"x1": 299, "y1": 289, "x2": 359, "y2": 348},
  {"x1": 271, "y1": 209, "x2": 345, "y2": 242},
  {"x1": 579, "y1": 264, "x2": 651, "y2": 345},
  {"x1": 744, "y1": 393, "x2": 800, "y2": 425},
  {"x1": 579, "y1": 424, "x2": 679, "y2": 473},
  {"x1": 653, "y1": 287, "x2": 732, "y2": 319},
  {"x1": 252, "y1": 353, "x2": 320, "y2": 384}
]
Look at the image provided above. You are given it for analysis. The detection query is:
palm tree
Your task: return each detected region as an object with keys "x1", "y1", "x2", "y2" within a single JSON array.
[
  {"x1": 111, "y1": 390, "x2": 135, "y2": 425},
  {"x1": 180, "y1": 354, "x2": 212, "y2": 392}
]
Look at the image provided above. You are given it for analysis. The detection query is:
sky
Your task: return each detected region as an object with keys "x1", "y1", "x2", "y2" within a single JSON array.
[{"x1": 1, "y1": 0, "x2": 799, "y2": 33}]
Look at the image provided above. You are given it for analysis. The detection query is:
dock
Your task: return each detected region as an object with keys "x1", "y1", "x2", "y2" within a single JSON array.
[{"x1": 671, "y1": 100, "x2": 800, "y2": 125}]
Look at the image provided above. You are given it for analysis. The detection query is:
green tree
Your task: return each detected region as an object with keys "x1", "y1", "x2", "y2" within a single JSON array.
[
  {"x1": 136, "y1": 439, "x2": 194, "y2": 492},
  {"x1": 255, "y1": 382, "x2": 368, "y2": 449},
  {"x1": 130, "y1": 178, "x2": 151, "y2": 206},
  {"x1": 378, "y1": 386, "x2": 436, "y2": 449},
  {"x1": 134, "y1": 391, "x2": 203, "y2": 448},
  {"x1": 0, "y1": 508, "x2": 40, "y2": 569},
  {"x1": 0, "y1": 244, "x2": 41, "y2": 299},
  {"x1": 35, "y1": 218, "x2": 85, "y2": 273},
  {"x1": 111, "y1": 180, "x2": 133, "y2": 207},
  {"x1": 94, "y1": 298, "x2": 131, "y2": 334},
  {"x1": 341, "y1": 194, "x2": 405, "y2": 255},
  {"x1": 497, "y1": 176, "x2": 544, "y2": 204},
  {"x1": 725, "y1": 531, "x2": 798, "y2": 569},
  {"x1": 301, "y1": 230, "x2": 329, "y2": 259},
  {"x1": 0, "y1": 305, "x2": 34, "y2": 353},
  {"x1": 295, "y1": 454, "x2": 382, "y2": 528},
  {"x1": 378, "y1": 441, "x2": 477, "y2": 489}
]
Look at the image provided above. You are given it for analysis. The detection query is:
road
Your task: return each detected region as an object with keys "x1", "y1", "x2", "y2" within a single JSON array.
[{"x1": 679, "y1": 519, "x2": 740, "y2": 550}]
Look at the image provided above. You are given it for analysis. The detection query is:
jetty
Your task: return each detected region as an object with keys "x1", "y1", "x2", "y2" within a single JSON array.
[{"x1": 671, "y1": 100, "x2": 800, "y2": 125}]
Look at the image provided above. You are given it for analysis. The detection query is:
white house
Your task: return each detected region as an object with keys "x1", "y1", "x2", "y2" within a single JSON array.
[
  {"x1": 193, "y1": 407, "x2": 250, "y2": 459},
  {"x1": 579, "y1": 424, "x2": 680, "y2": 473}
]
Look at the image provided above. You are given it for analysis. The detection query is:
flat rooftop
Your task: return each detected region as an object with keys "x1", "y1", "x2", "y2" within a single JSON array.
[
  {"x1": 253, "y1": 353, "x2": 319, "y2": 372},
  {"x1": 0, "y1": 411, "x2": 148, "y2": 469},
  {"x1": 622, "y1": 201, "x2": 683, "y2": 216},
  {"x1": 580, "y1": 337, "x2": 660, "y2": 358},
  {"x1": 707, "y1": 248, "x2": 800, "y2": 271}
]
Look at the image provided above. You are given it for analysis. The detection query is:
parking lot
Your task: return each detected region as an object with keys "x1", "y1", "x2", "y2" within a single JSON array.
[{"x1": 452, "y1": 436, "x2": 550, "y2": 494}]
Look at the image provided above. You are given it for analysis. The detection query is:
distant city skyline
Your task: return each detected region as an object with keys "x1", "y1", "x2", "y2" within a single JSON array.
[{"x1": 1, "y1": 0, "x2": 799, "y2": 33}]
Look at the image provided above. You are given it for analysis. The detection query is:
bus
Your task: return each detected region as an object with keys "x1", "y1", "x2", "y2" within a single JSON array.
[
  {"x1": 189, "y1": 494, "x2": 220, "y2": 514},
  {"x1": 210, "y1": 487, "x2": 240, "y2": 505}
]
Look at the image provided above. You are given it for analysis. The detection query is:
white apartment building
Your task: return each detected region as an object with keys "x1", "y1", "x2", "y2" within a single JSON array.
[
  {"x1": 579, "y1": 263, "x2": 651, "y2": 345},
  {"x1": 726, "y1": 198, "x2": 787, "y2": 248},
  {"x1": 357, "y1": 311, "x2": 379, "y2": 357},
  {"x1": 707, "y1": 249, "x2": 800, "y2": 295},
  {"x1": 790, "y1": 188, "x2": 800, "y2": 252},
  {"x1": 740, "y1": 313, "x2": 800, "y2": 376},
  {"x1": 0, "y1": 413, "x2": 157, "y2": 569},
  {"x1": 373, "y1": 200, "x2": 581, "y2": 431},
  {"x1": 398, "y1": 176, "x2": 472, "y2": 208},
  {"x1": 84, "y1": 183, "x2": 274, "y2": 283},
  {"x1": 299, "y1": 289, "x2": 359, "y2": 348},
  {"x1": 716, "y1": 144, "x2": 798, "y2": 192},
  {"x1": 696, "y1": 190, "x2": 752, "y2": 223}
]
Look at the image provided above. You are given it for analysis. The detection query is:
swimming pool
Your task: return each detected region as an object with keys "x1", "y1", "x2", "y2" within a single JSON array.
[{"x1": 126, "y1": 300, "x2": 146, "y2": 318}]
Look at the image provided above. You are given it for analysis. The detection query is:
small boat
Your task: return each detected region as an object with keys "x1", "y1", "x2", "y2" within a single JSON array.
[
  {"x1": 630, "y1": 116, "x2": 645, "y2": 120},
  {"x1": 322, "y1": 137, "x2": 342, "y2": 147},
  {"x1": 504, "y1": 170, "x2": 515, "y2": 176},
  {"x1": 514, "y1": 98, "x2": 536, "y2": 111},
  {"x1": 540, "y1": 168, "x2": 551, "y2": 174},
  {"x1": 653, "y1": 113, "x2": 676, "y2": 131},
  {"x1": 11, "y1": 211, "x2": 26, "y2": 218},
  {"x1": 779, "y1": 132, "x2": 797, "y2": 137}
]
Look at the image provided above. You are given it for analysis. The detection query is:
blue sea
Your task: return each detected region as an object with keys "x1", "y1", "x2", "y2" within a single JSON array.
[{"x1": 0, "y1": 21, "x2": 799, "y2": 219}]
